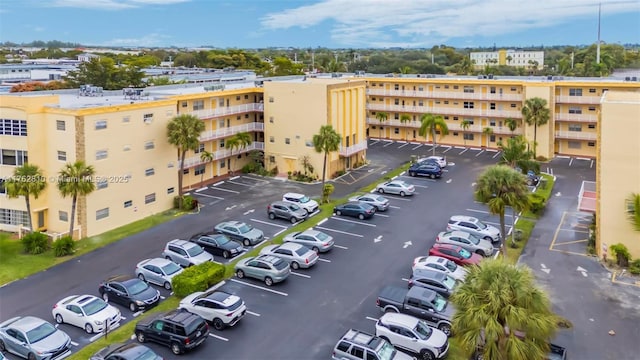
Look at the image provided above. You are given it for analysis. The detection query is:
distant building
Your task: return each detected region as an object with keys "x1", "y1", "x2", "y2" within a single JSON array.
[
  {"x1": 470, "y1": 49, "x2": 544, "y2": 69},
  {"x1": 77, "y1": 53, "x2": 100, "y2": 62}
]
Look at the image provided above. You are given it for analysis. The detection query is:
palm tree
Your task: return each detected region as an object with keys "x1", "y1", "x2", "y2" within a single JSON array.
[
  {"x1": 313, "y1": 125, "x2": 341, "y2": 201},
  {"x1": 505, "y1": 117, "x2": 518, "y2": 136},
  {"x1": 375, "y1": 112, "x2": 388, "y2": 139},
  {"x1": 475, "y1": 165, "x2": 531, "y2": 255},
  {"x1": 498, "y1": 135, "x2": 536, "y2": 170},
  {"x1": 451, "y1": 259, "x2": 559, "y2": 360},
  {"x1": 460, "y1": 119, "x2": 471, "y2": 146},
  {"x1": 399, "y1": 114, "x2": 411, "y2": 141},
  {"x1": 199, "y1": 150, "x2": 214, "y2": 187},
  {"x1": 5, "y1": 164, "x2": 47, "y2": 231},
  {"x1": 482, "y1": 127, "x2": 494, "y2": 147},
  {"x1": 399, "y1": 66, "x2": 412, "y2": 74},
  {"x1": 167, "y1": 114, "x2": 205, "y2": 205},
  {"x1": 419, "y1": 113, "x2": 449, "y2": 157},
  {"x1": 226, "y1": 132, "x2": 253, "y2": 174},
  {"x1": 506, "y1": 55, "x2": 513, "y2": 65},
  {"x1": 521, "y1": 97, "x2": 550, "y2": 158},
  {"x1": 627, "y1": 193, "x2": 640, "y2": 232},
  {"x1": 57, "y1": 161, "x2": 96, "y2": 238}
]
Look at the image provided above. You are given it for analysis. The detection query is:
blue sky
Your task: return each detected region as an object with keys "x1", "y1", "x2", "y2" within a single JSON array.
[{"x1": 1, "y1": 0, "x2": 639, "y2": 49}]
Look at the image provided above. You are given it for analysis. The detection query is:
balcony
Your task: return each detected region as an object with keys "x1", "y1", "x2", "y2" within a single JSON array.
[
  {"x1": 554, "y1": 131, "x2": 597, "y2": 141},
  {"x1": 366, "y1": 89, "x2": 522, "y2": 101},
  {"x1": 366, "y1": 103, "x2": 522, "y2": 118},
  {"x1": 183, "y1": 141, "x2": 265, "y2": 168},
  {"x1": 366, "y1": 118, "x2": 493, "y2": 133},
  {"x1": 199, "y1": 122, "x2": 264, "y2": 142},
  {"x1": 554, "y1": 113, "x2": 597, "y2": 123},
  {"x1": 182, "y1": 103, "x2": 264, "y2": 119},
  {"x1": 555, "y1": 96, "x2": 601, "y2": 105},
  {"x1": 339, "y1": 140, "x2": 368, "y2": 157}
]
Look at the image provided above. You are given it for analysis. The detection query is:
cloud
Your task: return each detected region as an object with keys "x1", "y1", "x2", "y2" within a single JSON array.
[
  {"x1": 49, "y1": 0, "x2": 189, "y2": 10},
  {"x1": 261, "y1": 0, "x2": 640, "y2": 47}
]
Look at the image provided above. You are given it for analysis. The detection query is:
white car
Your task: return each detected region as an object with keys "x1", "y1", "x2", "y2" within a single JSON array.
[
  {"x1": 179, "y1": 285, "x2": 247, "y2": 331},
  {"x1": 412, "y1": 256, "x2": 468, "y2": 282},
  {"x1": 446, "y1": 215, "x2": 501, "y2": 243},
  {"x1": 52, "y1": 295, "x2": 121, "y2": 334},
  {"x1": 419, "y1": 155, "x2": 447, "y2": 168},
  {"x1": 375, "y1": 312, "x2": 449, "y2": 360},
  {"x1": 282, "y1": 192, "x2": 319, "y2": 214}
]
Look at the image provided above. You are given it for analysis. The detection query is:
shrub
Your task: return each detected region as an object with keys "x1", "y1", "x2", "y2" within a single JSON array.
[
  {"x1": 528, "y1": 193, "x2": 547, "y2": 214},
  {"x1": 21, "y1": 232, "x2": 50, "y2": 255},
  {"x1": 536, "y1": 155, "x2": 548, "y2": 162},
  {"x1": 609, "y1": 243, "x2": 631, "y2": 267},
  {"x1": 172, "y1": 262, "x2": 225, "y2": 298},
  {"x1": 322, "y1": 183, "x2": 335, "y2": 204},
  {"x1": 173, "y1": 196, "x2": 182, "y2": 209},
  {"x1": 182, "y1": 195, "x2": 197, "y2": 211},
  {"x1": 629, "y1": 259, "x2": 640, "y2": 275},
  {"x1": 53, "y1": 236, "x2": 76, "y2": 257}
]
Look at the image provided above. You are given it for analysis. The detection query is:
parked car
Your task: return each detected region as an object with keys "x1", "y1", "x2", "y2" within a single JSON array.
[
  {"x1": 375, "y1": 312, "x2": 449, "y2": 360},
  {"x1": 188, "y1": 232, "x2": 244, "y2": 259},
  {"x1": 331, "y1": 328, "x2": 414, "y2": 360},
  {"x1": 161, "y1": 239, "x2": 213, "y2": 267},
  {"x1": 408, "y1": 163, "x2": 443, "y2": 179},
  {"x1": 267, "y1": 201, "x2": 308, "y2": 223},
  {"x1": 214, "y1": 221, "x2": 264, "y2": 246},
  {"x1": 135, "y1": 258, "x2": 184, "y2": 290},
  {"x1": 418, "y1": 155, "x2": 447, "y2": 168},
  {"x1": 446, "y1": 215, "x2": 501, "y2": 243},
  {"x1": 283, "y1": 229, "x2": 334, "y2": 253},
  {"x1": 376, "y1": 180, "x2": 415, "y2": 197},
  {"x1": 348, "y1": 194, "x2": 390, "y2": 211},
  {"x1": 91, "y1": 342, "x2": 163, "y2": 360},
  {"x1": 259, "y1": 242, "x2": 319, "y2": 269},
  {"x1": 234, "y1": 254, "x2": 291, "y2": 286},
  {"x1": 282, "y1": 192, "x2": 319, "y2": 214},
  {"x1": 52, "y1": 294, "x2": 121, "y2": 334},
  {"x1": 515, "y1": 167, "x2": 540, "y2": 186},
  {"x1": 334, "y1": 202, "x2": 376, "y2": 220},
  {"x1": 178, "y1": 284, "x2": 247, "y2": 330},
  {"x1": 0, "y1": 316, "x2": 72, "y2": 360},
  {"x1": 412, "y1": 256, "x2": 468, "y2": 282},
  {"x1": 134, "y1": 309, "x2": 209, "y2": 355},
  {"x1": 428, "y1": 244, "x2": 483, "y2": 267},
  {"x1": 98, "y1": 275, "x2": 161, "y2": 312},
  {"x1": 408, "y1": 269, "x2": 459, "y2": 298},
  {"x1": 436, "y1": 230, "x2": 494, "y2": 257}
]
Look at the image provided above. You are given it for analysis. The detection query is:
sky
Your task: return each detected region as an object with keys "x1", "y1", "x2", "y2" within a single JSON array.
[{"x1": 0, "y1": 0, "x2": 639, "y2": 49}]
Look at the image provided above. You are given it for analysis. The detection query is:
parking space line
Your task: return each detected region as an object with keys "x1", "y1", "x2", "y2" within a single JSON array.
[
  {"x1": 401, "y1": 278, "x2": 410, "y2": 282},
  {"x1": 209, "y1": 333, "x2": 229, "y2": 341},
  {"x1": 247, "y1": 310, "x2": 261, "y2": 317},
  {"x1": 334, "y1": 244, "x2": 349, "y2": 249},
  {"x1": 412, "y1": 144, "x2": 422, "y2": 150},
  {"x1": 569, "y1": 158, "x2": 574, "y2": 166},
  {"x1": 331, "y1": 216, "x2": 377, "y2": 227},
  {"x1": 227, "y1": 180, "x2": 253, "y2": 187},
  {"x1": 273, "y1": 228, "x2": 287, "y2": 237},
  {"x1": 133, "y1": 311, "x2": 144, "y2": 317},
  {"x1": 443, "y1": 147, "x2": 452, "y2": 153},
  {"x1": 383, "y1": 142, "x2": 393, "y2": 147},
  {"x1": 290, "y1": 271, "x2": 311, "y2": 278},
  {"x1": 209, "y1": 187, "x2": 240, "y2": 194},
  {"x1": 195, "y1": 187, "x2": 209, "y2": 193},
  {"x1": 465, "y1": 208, "x2": 514, "y2": 218},
  {"x1": 475, "y1": 149, "x2": 485, "y2": 157},
  {"x1": 70, "y1": 341, "x2": 79, "y2": 346},
  {"x1": 458, "y1": 148, "x2": 468, "y2": 155},
  {"x1": 411, "y1": 184, "x2": 429, "y2": 188},
  {"x1": 398, "y1": 143, "x2": 409, "y2": 149},
  {"x1": 365, "y1": 316, "x2": 378, "y2": 322},
  {"x1": 389, "y1": 205, "x2": 401, "y2": 209},
  {"x1": 492, "y1": 151, "x2": 502, "y2": 159},
  {"x1": 390, "y1": 197, "x2": 412, "y2": 202},
  {"x1": 374, "y1": 213, "x2": 389, "y2": 218},
  {"x1": 242, "y1": 176, "x2": 270, "y2": 184},
  {"x1": 315, "y1": 226, "x2": 364, "y2": 238},
  {"x1": 229, "y1": 278, "x2": 289, "y2": 296},
  {"x1": 318, "y1": 258, "x2": 331, "y2": 263},
  {"x1": 193, "y1": 193, "x2": 224, "y2": 200},
  {"x1": 250, "y1": 218, "x2": 288, "y2": 229}
]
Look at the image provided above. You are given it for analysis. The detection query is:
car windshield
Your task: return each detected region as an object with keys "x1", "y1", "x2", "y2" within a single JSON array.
[
  {"x1": 458, "y1": 247, "x2": 472, "y2": 259},
  {"x1": 298, "y1": 196, "x2": 310, "y2": 203},
  {"x1": 138, "y1": 348, "x2": 161, "y2": 360},
  {"x1": 127, "y1": 281, "x2": 149, "y2": 295},
  {"x1": 315, "y1": 232, "x2": 329, "y2": 241},
  {"x1": 82, "y1": 298, "x2": 108, "y2": 316},
  {"x1": 475, "y1": 220, "x2": 488, "y2": 230},
  {"x1": 376, "y1": 340, "x2": 396, "y2": 360},
  {"x1": 414, "y1": 320, "x2": 433, "y2": 340},
  {"x1": 238, "y1": 224, "x2": 252, "y2": 233},
  {"x1": 467, "y1": 234, "x2": 481, "y2": 245},
  {"x1": 442, "y1": 275, "x2": 457, "y2": 290},
  {"x1": 186, "y1": 245, "x2": 204, "y2": 257},
  {"x1": 288, "y1": 204, "x2": 301, "y2": 211},
  {"x1": 26, "y1": 322, "x2": 57, "y2": 343},
  {"x1": 444, "y1": 260, "x2": 458, "y2": 272},
  {"x1": 434, "y1": 294, "x2": 447, "y2": 312},
  {"x1": 162, "y1": 261, "x2": 182, "y2": 275}
]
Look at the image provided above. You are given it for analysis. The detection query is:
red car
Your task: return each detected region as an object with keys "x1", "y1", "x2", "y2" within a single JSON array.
[{"x1": 428, "y1": 243, "x2": 483, "y2": 266}]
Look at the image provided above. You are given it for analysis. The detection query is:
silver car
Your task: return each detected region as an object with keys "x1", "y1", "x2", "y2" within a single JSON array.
[
  {"x1": 135, "y1": 258, "x2": 184, "y2": 290},
  {"x1": 215, "y1": 221, "x2": 265, "y2": 246},
  {"x1": 267, "y1": 201, "x2": 308, "y2": 223},
  {"x1": 234, "y1": 254, "x2": 290, "y2": 286},
  {"x1": 162, "y1": 239, "x2": 213, "y2": 268},
  {"x1": 283, "y1": 229, "x2": 334, "y2": 253},
  {"x1": 436, "y1": 230, "x2": 495, "y2": 257},
  {"x1": 0, "y1": 316, "x2": 72, "y2": 360},
  {"x1": 446, "y1": 215, "x2": 501, "y2": 243},
  {"x1": 348, "y1": 194, "x2": 390, "y2": 211},
  {"x1": 376, "y1": 180, "x2": 415, "y2": 197},
  {"x1": 259, "y1": 242, "x2": 319, "y2": 270}
]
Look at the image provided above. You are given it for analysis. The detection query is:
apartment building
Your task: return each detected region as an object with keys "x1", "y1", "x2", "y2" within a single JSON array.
[{"x1": 470, "y1": 49, "x2": 545, "y2": 69}]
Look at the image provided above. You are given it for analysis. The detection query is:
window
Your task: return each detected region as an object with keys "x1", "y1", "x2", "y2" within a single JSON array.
[
  {"x1": 145, "y1": 193, "x2": 156, "y2": 204},
  {"x1": 588, "y1": 124, "x2": 596, "y2": 129},
  {"x1": 145, "y1": 168, "x2": 155, "y2": 176},
  {"x1": 57, "y1": 151, "x2": 67, "y2": 161},
  {"x1": 96, "y1": 208, "x2": 110, "y2": 220},
  {"x1": 95, "y1": 149, "x2": 108, "y2": 160},
  {"x1": 194, "y1": 143, "x2": 204, "y2": 154},
  {"x1": 444, "y1": 101, "x2": 449, "y2": 105},
  {"x1": 95, "y1": 120, "x2": 107, "y2": 130},
  {"x1": 1, "y1": 149, "x2": 28, "y2": 166},
  {"x1": 124, "y1": 200, "x2": 133, "y2": 208},
  {"x1": 194, "y1": 165, "x2": 205, "y2": 176},
  {"x1": 56, "y1": 120, "x2": 66, "y2": 131},
  {"x1": 305, "y1": 140, "x2": 313, "y2": 147},
  {"x1": 167, "y1": 187, "x2": 175, "y2": 194},
  {"x1": 183, "y1": 168, "x2": 190, "y2": 175},
  {"x1": 181, "y1": 101, "x2": 187, "y2": 108},
  {"x1": 122, "y1": 116, "x2": 130, "y2": 123},
  {"x1": 568, "y1": 141, "x2": 581, "y2": 149},
  {"x1": 589, "y1": 88, "x2": 597, "y2": 93},
  {"x1": 59, "y1": 211, "x2": 68, "y2": 222},
  {"x1": 453, "y1": 116, "x2": 459, "y2": 121},
  {"x1": 490, "y1": 135, "x2": 496, "y2": 142},
  {"x1": 269, "y1": 136, "x2": 275, "y2": 143},
  {"x1": 0, "y1": 209, "x2": 29, "y2": 226},
  {"x1": 569, "y1": 88, "x2": 583, "y2": 96},
  {"x1": 220, "y1": 139, "x2": 225, "y2": 148},
  {"x1": 463, "y1": 86, "x2": 474, "y2": 93},
  {"x1": 489, "y1": 120, "x2": 496, "y2": 126},
  {"x1": 435, "y1": 101, "x2": 441, "y2": 105},
  {"x1": 96, "y1": 178, "x2": 108, "y2": 189},
  {"x1": 418, "y1": 100, "x2": 424, "y2": 106},
  {"x1": 453, "y1": 85, "x2": 459, "y2": 89},
  {"x1": 285, "y1": 138, "x2": 291, "y2": 145},
  {"x1": 236, "y1": 95, "x2": 241, "y2": 101},
  {"x1": 394, "y1": 128, "x2": 399, "y2": 134},
  {"x1": 588, "y1": 142, "x2": 596, "y2": 147},
  {"x1": 394, "y1": 99, "x2": 399, "y2": 105},
  {"x1": 244, "y1": 94, "x2": 249, "y2": 100},
  {"x1": 193, "y1": 100, "x2": 204, "y2": 111},
  {"x1": 568, "y1": 107, "x2": 582, "y2": 114},
  {"x1": 269, "y1": 97, "x2": 274, "y2": 103},
  {"x1": 490, "y1": 103, "x2": 496, "y2": 110},
  {"x1": 588, "y1": 106, "x2": 596, "y2": 111},
  {"x1": 269, "y1": 116, "x2": 274, "y2": 123},
  {"x1": 143, "y1": 113, "x2": 153, "y2": 124},
  {"x1": 463, "y1": 101, "x2": 474, "y2": 109},
  {"x1": 490, "y1": 87, "x2": 496, "y2": 94},
  {"x1": 463, "y1": 133, "x2": 475, "y2": 140},
  {"x1": 510, "y1": 103, "x2": 517, "y2": 108},
  {"x1": 144, "y1": 141, "x2": 155, "y2": 150},
  {"x1": 568, "y1": 124, "x2": 582, "y2": 132},
  {"x1": 269, "y1": 156, "x2": 275, "y2": 163},
  {"x1": 0, "y1": 119, "x2": 27, "y2": 136}
]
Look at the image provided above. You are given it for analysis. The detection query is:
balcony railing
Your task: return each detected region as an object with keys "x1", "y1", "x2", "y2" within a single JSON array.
[
  {"x1": 199, "y1": 122, "x2": 264, "y2": 142},
  {"x1": 182, "y1": 103, "x2": 264, "y2": 119},
  {"x1": 555, "y1": 96, "x2": 601, "y2": 105},
  {"x1": 183, "y1": 142, "x2": 265, "y2": 168},
  {"x1": 366, "y1": 103, "x2": 522, "y2": 118},
  {"x1": 339, "y1": 140, "x2": 368, "y2": 157},
  {"x1": 366, "y1": 89, "x2": 523, "y2": 101},
  {"x1": 365, "y1": 118, "x2": 521, "y2": 134},
  {"x1": 554, "y1": 113, "x2": 597, "y2": 123},
  {"x1": 554, "y1": 131, "x2": 597, "y2": 141}
]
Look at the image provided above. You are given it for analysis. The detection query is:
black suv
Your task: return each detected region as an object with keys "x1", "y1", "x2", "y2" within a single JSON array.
[
  {"x1": 408, "y1": 163, "x2": 442, "y2": 179},
  {"x1": 135, "y1": 309, "x2": 209, "y2": 355}
]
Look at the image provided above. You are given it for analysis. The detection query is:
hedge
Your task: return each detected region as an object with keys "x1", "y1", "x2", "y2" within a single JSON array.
[{"x1": 171, "y1": 261, "x2": 225, "y2": 297}]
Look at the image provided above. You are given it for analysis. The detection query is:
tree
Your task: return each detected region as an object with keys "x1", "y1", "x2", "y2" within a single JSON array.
[
  {"x1": 167, "y1": 114, "x2": 205, "y2": 206},
  {"x1": 63, "y1": 57, "x2": 145, "y2": 90},
  {"x1": 460, "y1": 119, "x2": 471, "y2": 146},
  {"x1": 627, "y1": 193, "x2": 640, "y2": 232},
  {"x1": 199, "y1": 150, "x2": 214, "y2": 188},
  {"x1": 399, "y1": 114, "x2": 411, "y2": 141},
  {"x1": 483, "y1": 127, "x2": 494, "y2": 147},
  {"x1": 375, "y1": 112, "x2": 388, "y2": 139},
  {"x1": 475, "y1": 165, "x2": 531, "y2": 255},
  {"x1": 505, "y1": 118, "x2": 518, "y2": 135},
  {"x1": 498, "y1": 135, "x2": 536, "y2": 170},
  {"x1": 5, "y1": 164, "x2": 47, "y2": 231},
  {"x1": 226, "y1": 132, "x2": 253, "y2": 174},
  {"x1": 521, "y1": 97, "x2": 550, "y2": 158},
  {"x1": 451, "y1": 259, "x2": 559, "y2": 360},
  {"x1": 419, "y1": 113, "x2": 449, "y2": 156},
  {"x1": 313, "y1": 125, "x2": 341, "y2": 201},
  {"x1": 57, "y1": 161, "x2": 96, "y2": 238}
]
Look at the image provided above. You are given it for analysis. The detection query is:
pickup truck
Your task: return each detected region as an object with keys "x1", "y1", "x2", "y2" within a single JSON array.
[{"x1": 376, "y1": 285, "x2": 454, "y2": 336}]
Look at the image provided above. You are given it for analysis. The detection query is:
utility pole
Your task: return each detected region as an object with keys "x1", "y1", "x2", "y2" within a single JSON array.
[
  {"x1": 596, "y1": 2, "x2": 602, "y2": 64},
  {"x1": 571, "y1": 52, "x2": 574, "y2": 69}
]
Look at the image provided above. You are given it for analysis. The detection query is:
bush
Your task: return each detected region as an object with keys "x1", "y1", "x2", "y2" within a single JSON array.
[
  {"x1": 609, "y1": 243, "x2": 631, "y2": 267},
  {"x1": 21, "y1": 232, "x2": 50, "y2": 255},
  {"x1": 322, "y1": 183, "x2": 335, "y2": 204},
  {"x1": 171, "y1": 262, "x2": 225, "y2": 297},
  {"x1": 629, "y1": 259, "x2": 640, "y2": 275},
  {"x1": 182, "y1": 195, "x2": 197, "y2": 210},
  {"x1": 53, "y1": 236, "x2": 76, "y2": 257},
  {"x1": 528, "y1": 193, "x2": 547, "y2": 214}
]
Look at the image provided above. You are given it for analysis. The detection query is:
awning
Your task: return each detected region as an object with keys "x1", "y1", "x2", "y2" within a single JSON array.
[{"x1": 578, "y1": 181, "x2": 596, "y2": 213}]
